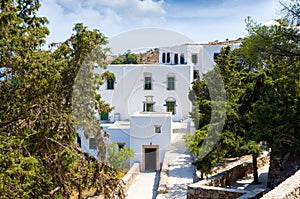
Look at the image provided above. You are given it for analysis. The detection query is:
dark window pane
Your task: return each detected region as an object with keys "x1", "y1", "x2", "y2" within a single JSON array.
[
  {"x1": 180, "y1": 54, "x2": 185, "y2": 64},
  {"x1": 174, "y1": 54, "x2": 178, "y2": 64},
  {"x1": 101, "y1": 113, "x2": 109, "y2": 120},
  {"x1": 193, "y1": 70, "x2": 199, "y2": 79},
  {"x1": 146, "y1": 103, "x2": 154, "y2": 112},
  {"x1": 155, "y1": 126, "x2": 161, "y2": 133},
  {"x1": 192, "y1": 54, "x2": 198, "y2": 64},
  {"x1": 162, "y1": 53, "x2": 166, "y2": 63},
  {"x1": 107, "y1": 78, "x2": 114, "y2": 89},
  {"x1": 77, "y1": 136, "x2": 81, "y2": 148},
  {"x1": 214, "y1": 53, "x2": 221, "y2": 61},
  {"x1": 167, "y1": 76, "x2": 175, "y2": 90},
  {"x1": 167, "y1": 53, "x2": 170, "y2": 63},
  {"x1": 166, "y1": 102, "x2": 175, "y2": 114},
  {"x1": 89, "y1": 138, "x2": 97, "y2": 150},
  {"x1": 145, "y1": 76, "x2": 152, "y2": 90}
]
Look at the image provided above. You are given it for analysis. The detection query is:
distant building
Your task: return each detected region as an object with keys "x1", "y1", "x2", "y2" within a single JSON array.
[{"x1": 77, "y1": 41, "x2": 241, "y2": 171}]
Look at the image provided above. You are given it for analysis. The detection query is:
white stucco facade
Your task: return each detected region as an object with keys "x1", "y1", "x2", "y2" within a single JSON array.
[
  {"x1": 98, "y1": 63, "x2": 193, "y2": 122},
  {"x1": 78, "y1": 42, "x2": 241, "y2": 171}
]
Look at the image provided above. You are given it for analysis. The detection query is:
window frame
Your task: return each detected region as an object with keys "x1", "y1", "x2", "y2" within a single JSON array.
[
  {"x1": 165, "y1": 97, "x2": 176, "y2": 115},
  {"x1": 180, "y1": 53, "x2": 185, "y2": 64},
  {"x1": 144, "y1": 75, "x2": 152, "y2": 90},
  {"x1": 100, "y1": 112, "x2": 109, "y2": 120},
  {"x1": 191, "y1": 53, "x2": 198, "y2": 64},
  {"x1": 174, "y1": 53, "x2": 178, "y2": 64},
  {"x1": 107, "y1": 78, "x2": 115, "y2": 90},
  {"x1": 162, "y1": 52, "x2": 166, "y2": 63},
  {"x1": 117, "y1": 142, "x2": 125, "y2": 151},
  {"x1": 167, "y1": 52, "x2": 171, "y2": 63},
  {"x1": 143, "y1": 102, "x2": 154, "y2": 112},
  {"x1": 167, "y1": 76, "x2": 175, "y2": 90},
  {"x1": 154, "y1": 125, "x2": 162, "y2": 133},
  {"x1": 89, "y1": 137, "x2": 97, "y2": 150}
]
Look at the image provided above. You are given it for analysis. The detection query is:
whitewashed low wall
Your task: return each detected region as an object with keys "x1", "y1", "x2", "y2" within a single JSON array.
[
  {"x1": 122, "y1": 163, "x2": 140, "y2": 193},
  {"x1": 157, "y1": 152, "x2": 170, "y2": 194}
]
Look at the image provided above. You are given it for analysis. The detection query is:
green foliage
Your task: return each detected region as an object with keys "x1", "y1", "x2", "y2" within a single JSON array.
[
  {"x1": 106, "y1": 142, "x2": 135, "y2": 171},
  {"x1": 187, "y1": 47, "x2": 253, "y2": 177},
  {"x1": 0, "y1": 1, "x2": 124, "y2": 198},
  {"x1": 111, "y1": 50, "x2": 139, "y2": 64},
  {"x1": 187, "y1": 2, "x2": 300, "y2": 182}
]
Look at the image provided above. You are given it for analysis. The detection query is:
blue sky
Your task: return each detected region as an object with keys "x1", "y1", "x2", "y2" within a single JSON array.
[{"x1": 39, "y1": 0, "x2": 281, "y2": 45}]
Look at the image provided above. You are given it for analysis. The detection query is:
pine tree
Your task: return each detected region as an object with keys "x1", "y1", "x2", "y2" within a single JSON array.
[{"x1": 0, "y1": 1, "x2": 124, "y2": 198}]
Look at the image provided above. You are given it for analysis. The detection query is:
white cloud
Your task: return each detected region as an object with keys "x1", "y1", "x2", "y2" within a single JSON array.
[
  {"x1": 39, "y1": 0, "x2": 280, "y2": 45},
  {"x1": 39, "y1": 0, "x2": 166, "y2": 43}
]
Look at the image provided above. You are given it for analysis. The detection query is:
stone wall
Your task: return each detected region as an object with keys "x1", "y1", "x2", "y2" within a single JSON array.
[
  {"x1": 267, "y1": 153, "x2": 300, "y2": 188},
  {"x1": 187, "y1": 154, "x2": 269, "y2": 199},
  {"x1": 261, "y1": 169, "x2": 300, "y2": 199}
]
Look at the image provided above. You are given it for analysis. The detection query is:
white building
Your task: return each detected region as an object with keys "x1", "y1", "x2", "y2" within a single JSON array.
[{"x1": 78, "y1": 41, "x2": 241, "y2": 171}]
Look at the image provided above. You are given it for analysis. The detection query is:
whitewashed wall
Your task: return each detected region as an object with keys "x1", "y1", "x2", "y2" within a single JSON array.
[
  {"x1": 102, "y1": 123, "x2": 130, "y2": 148},
  {"x1": 98, "y1": 64, "x2": 193, "y2": 122},
  {"x1": 129, "y1": 112, "x2": 172, "y2": 168}
]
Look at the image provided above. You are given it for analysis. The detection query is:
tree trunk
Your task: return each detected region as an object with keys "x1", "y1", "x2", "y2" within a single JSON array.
[
  {"x1": 200, "y1": 172, "x2": 204, "y2": 180},
  {"x1": 252, "y1": 154, "x2": 260, "y2": 184}
]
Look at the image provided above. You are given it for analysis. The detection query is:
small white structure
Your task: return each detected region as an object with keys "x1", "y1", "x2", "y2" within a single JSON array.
[{"x1": 78, "y1": 41, "x2": 241, "y2": 171}]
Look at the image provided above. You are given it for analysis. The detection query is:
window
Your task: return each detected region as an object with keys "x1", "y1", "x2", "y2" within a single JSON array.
[
  {"x1": 100, "y1": 112, "x2": 109, "y2": 120},
  {"x1": 214, "y1": 52, "x2": 221, "y2": 61},
  {"x1": 166, "y1": 102, "x2": 175, "y2": 114},
  {"x1": 165, "y1": 97, "x2": 176, "y2": 114},
  {"x1": 167, "y1": 52, "x2": 170, "y2": 63},
  {"x1": 143, "y1": 103, "x2": 154, "y2": 112},
  {"x1": 192, "y1": 54, "x2": 198, "y2": 64},
  {"x1": 155, "y1": 125, "x2": 162, "y2": 133},
  {"x1": 143, "y1": 96, "x2": 155, "y2": 112},
  {"x1": 89, "y1": 138, "x2": 97, "y2": 150},
  {"x1": 117, "y1": 143, "x2": 125, "y2": 151},
  {"x1": 167, "y1": 76, "x2": 175, "y2": 90},
  {"x1": 174, "y1": 54, "x2": 178, "y2": 64},
  {"x1": 144, "y1": 75, "x2": 152, "y2": 90},
  {"x1": 193, "y1": 70, "x2": 199, "y2": 79},
  {"x1": 107, "y1": 78, "x2": 114, "y2": 90},
  {"x1": 77, "y1": 135, "x2": 81, "y2": 148},
  {"x1": 162, "y1": 52, "x2": 166, "y2": 63},
  {"x1": 180, "y1": 53, "x2": 185, "y2": 64}
]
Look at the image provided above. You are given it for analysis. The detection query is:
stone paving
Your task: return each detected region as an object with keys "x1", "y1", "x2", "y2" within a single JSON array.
[
  {"x1": 125, "y1": 171, "x2": 160, "y2": 199},
  {"x1": 230, "y1": 164, "x2": 270, "y2": 193},
  {"x1": 126, "y1": 135, "x2": 195, "y2": 199},
  {"x1": 156, "y1": 137, "x2": 195, "y2": 199},
  {"x1": 157, "y1": 152, "x2": 195, "y2": 199}
]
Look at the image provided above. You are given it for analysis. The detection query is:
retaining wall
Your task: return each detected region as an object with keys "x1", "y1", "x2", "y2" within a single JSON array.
[
  {"x1": 187, "y1": 154, "x2": 269, "y2": 199},
  {"x1": 261, "y1": 169, "x2": 300, "y2": 199}
]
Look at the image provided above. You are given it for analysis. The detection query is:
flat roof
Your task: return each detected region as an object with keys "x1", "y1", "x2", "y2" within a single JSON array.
[
  {"x1": 131, "y1": 112, "x2": 172, "y2": 117},
  {"x1": 108, "y1": 64, "x2": 187, "y2": 67},
  {"x1": 102, "y1": 121, "x2": 130, "y2": 130}
]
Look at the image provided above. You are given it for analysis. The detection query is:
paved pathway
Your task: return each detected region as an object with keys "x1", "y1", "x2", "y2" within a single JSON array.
[
  {"x1": 157, "y1": 139, "x2": 195, "y2": 199},
  {"x1": 125, "y1": 171, "x2": 160, "y2": 199},
  {"x1": 126, "y1": 134, "x2": 195, "y2": 199},
  {"x1": 231, "y1": 164, "x2": 270, "y2": 192}
]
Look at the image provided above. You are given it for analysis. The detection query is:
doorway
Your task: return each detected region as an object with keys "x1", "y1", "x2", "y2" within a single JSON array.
[
  {"x1": 145, "y1": 148, "x2": 156, "y2": 171},
  {"x1": 142, "y1": 145, "x2": 159, "y2": 171}
]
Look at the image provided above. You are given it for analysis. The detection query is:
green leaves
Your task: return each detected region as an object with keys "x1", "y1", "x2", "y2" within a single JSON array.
[
  {"x1": 111, "y1": 50, "x2": 140, "y2": 64},
  {"x1": 106, "y1": 142, "x2": 134, "y2": 171},
  {"x1": 0, "y1": 1, "x2": 124, "y2": 198}
]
